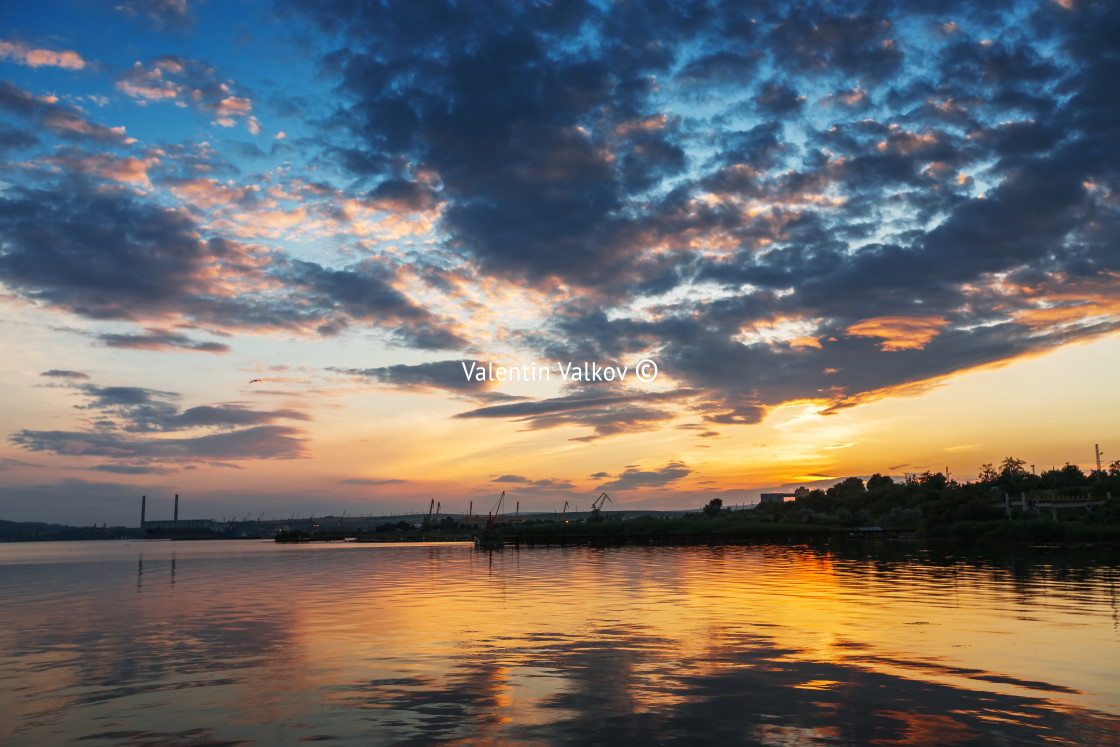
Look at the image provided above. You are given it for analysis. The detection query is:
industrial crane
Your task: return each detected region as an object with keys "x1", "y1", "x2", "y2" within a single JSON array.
[
  {"x1": 486, "y1": 491, "x2": 505, "y2": 534},
  {"x1": 590, "y1": 492, "x2": 611, "y2": 514},
  {"x1": 559, "y1": 500, "x2": 569, "y2": 522},
  {"x1": 474, "y1": 491, "x2": 507, "y2": 550}
]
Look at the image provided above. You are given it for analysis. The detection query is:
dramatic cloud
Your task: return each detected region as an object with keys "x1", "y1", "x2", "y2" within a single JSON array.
[
  {"x1": 8, "y1": 377, "x2": 311, "y2": 468},
  {"x1": 279, "y1": 0, "x2": 1113, "y2": 434},
  {"x1": 0, "y1": 183, "x2": 465, "y2": 349},
  {"x1": 2, "y1": 0, "x2": 1119, "y2": 502},
  {"x1": 0, "y1": 183, "x2": 236, "y2": 320},
  {"x1": 65, "y1": 383, "x2": 308, "y2": 433}
]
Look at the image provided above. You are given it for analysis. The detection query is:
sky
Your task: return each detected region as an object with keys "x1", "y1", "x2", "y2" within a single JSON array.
[{"x1": 1, "y1": 0, "x2": 1117, "y2": 526}]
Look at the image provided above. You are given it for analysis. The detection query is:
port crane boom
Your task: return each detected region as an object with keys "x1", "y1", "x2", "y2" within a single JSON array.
[
  {"x1": 591, "y1": 492, "x2": 611, "y2": 514},
  {"x1": 487, "y1": 491, "x2": 505, "y2": 534}
]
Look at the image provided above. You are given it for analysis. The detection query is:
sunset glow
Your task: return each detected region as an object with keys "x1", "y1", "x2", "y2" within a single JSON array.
[{"x1": 1, "y1": 0, "x2": 1118, "y2": 526}]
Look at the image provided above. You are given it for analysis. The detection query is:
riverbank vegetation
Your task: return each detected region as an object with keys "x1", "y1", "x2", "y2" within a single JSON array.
[
  {"x1": 521, "y1": 457, "x2": 1120, "y2": 543},
  {"x1": 290, "y1": 457, "x2": 1120, "y2": 545}
]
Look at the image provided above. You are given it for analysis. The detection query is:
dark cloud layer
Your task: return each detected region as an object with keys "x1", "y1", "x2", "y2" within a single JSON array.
[
  {"x1": 336, "y1": 360, "x2": 490, "y2": 394},
  {"x1": 0, "y1": 82, "x2": 134, "y2": 145},
  {"x1": 0, "y1": 183, "x2": 465, "y2": 350},
  {"x1": 597, "y1": 463, "x2": 692, "y2": 492},
  {"x1": 280, "y1": 0, "x2": 1119, "y2": 435},
  {"x1": 490, "y1": 474, "x2": 576, "y2": 491},
  {"x1": 40, "y1": 369, "x2": 89, "y2": 380},
  {"x1": 9, "y1": 379, "x2": 311, "y2": 467},
  {"x1": 3, "y1": 0, "x2": 1118, "y2": 449},
  {"x1": 69, "y1": 383, "x2": 309, "y2": 434},
  {"x1": 12, "y1": 424, "x2": 307, "y2": 461},
  {"x1": 97, "y1": 328, "x2": 231, "y2": 354},
  {"x1": 456, "y1": 388, "x2": 694, "y2": 440}
]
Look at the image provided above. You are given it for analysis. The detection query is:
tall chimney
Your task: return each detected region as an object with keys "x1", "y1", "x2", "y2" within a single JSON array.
[
  {"x1": 141, "y1": 495, "x2": 146, "y2": 527},
  {"x1": 174, "y1": 494, "x2": 179, "y2": 522}
]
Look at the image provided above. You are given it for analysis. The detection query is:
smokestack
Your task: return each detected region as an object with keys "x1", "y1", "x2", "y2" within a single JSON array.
[
  {"x1": 174, "y1": 494, "x2": 179, "y2": 522},
  {"x1": 141, "y1": 495, "x2": 146, "y2": 527}
]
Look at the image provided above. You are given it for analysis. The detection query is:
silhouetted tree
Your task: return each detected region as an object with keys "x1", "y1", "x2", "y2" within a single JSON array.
[
  {"x1": 867, "y1": 473, "x2": 894, "y2": 491},
  {"x1": 1059, "y1": 462, "x2": 1086, "y2": 485},
  {"x1": 827, "y1": 476, "x2": 865, "y2": 499},
  {"x1": 702, "y1": 498, "x2": 723, "y2": 517},
  {"x1": 999, "y1": 456, "x2": 1029, "y2": 481},
  {"x1": 916, "y1": 471, "x2": 948, "y2": 490},
  {"x1": 795, "y1": 488, "x2": 829, "y2": 512}
]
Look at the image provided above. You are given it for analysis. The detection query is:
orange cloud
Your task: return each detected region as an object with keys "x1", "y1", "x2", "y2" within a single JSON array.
[
  {"x1": 216, "y1": 95, "x2": 252, "y2": 118},
  {"x1": 1011, "y1": 289, "x2": 1120, "y2": 332},
  {"x1": 0, "y1": 41, "x2": 86, "y2": 69},
  {"x1": 40, "y1": 111, "x2": 135, "y2": 144},
  {"x1": 612, "y1": 114, "x2": 668, "y2": 137},
  {"x1": 736, "y1": 316, "x2": 824, "y2": 349},
  {"x1": 116, "y1": 58, "x2": 257, "y2": 132},
  {"x1": 232, "y1": 206, "x2": 307, "y2": 231},
  {"x1": 44, "y1": 152, "x2": 158, "y2": 186},
  {"x1": 847, "y1": 316, "x2": 949, "y2": 351},
  {"x1": 877, "y1": 125, "x2": 940, "y2": 155},
  {"x1": 169, "y1": 178, "x2": 259, "y2": 209}
]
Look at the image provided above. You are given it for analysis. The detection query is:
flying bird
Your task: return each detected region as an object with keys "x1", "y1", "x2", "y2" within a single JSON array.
[{"x1": 249, "y1": 379, "x2": 262, "y2": 384}]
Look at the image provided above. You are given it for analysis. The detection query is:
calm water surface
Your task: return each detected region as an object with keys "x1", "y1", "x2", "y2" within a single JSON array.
[{"x1": 1, "y1": 539, "x2": 1118, "y2": 745}]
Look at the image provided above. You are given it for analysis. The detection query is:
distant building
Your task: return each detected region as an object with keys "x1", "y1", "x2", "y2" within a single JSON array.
[{"x1": 759, "y1": 493, "x2": 796, "y2": 504}]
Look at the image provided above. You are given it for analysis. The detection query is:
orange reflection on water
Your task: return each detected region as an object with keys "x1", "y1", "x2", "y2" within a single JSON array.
[
  {"x1": 1, "y1": 540, "x2": 1119, "y2": 744},
  {"x1": 873, "y1": 711, "x2": 980, "y2": 745}
]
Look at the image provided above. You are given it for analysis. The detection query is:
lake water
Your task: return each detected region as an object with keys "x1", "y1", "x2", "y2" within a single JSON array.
[{"x1": 1, "y1": 539, "x2": 1118, "y2": 745}]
